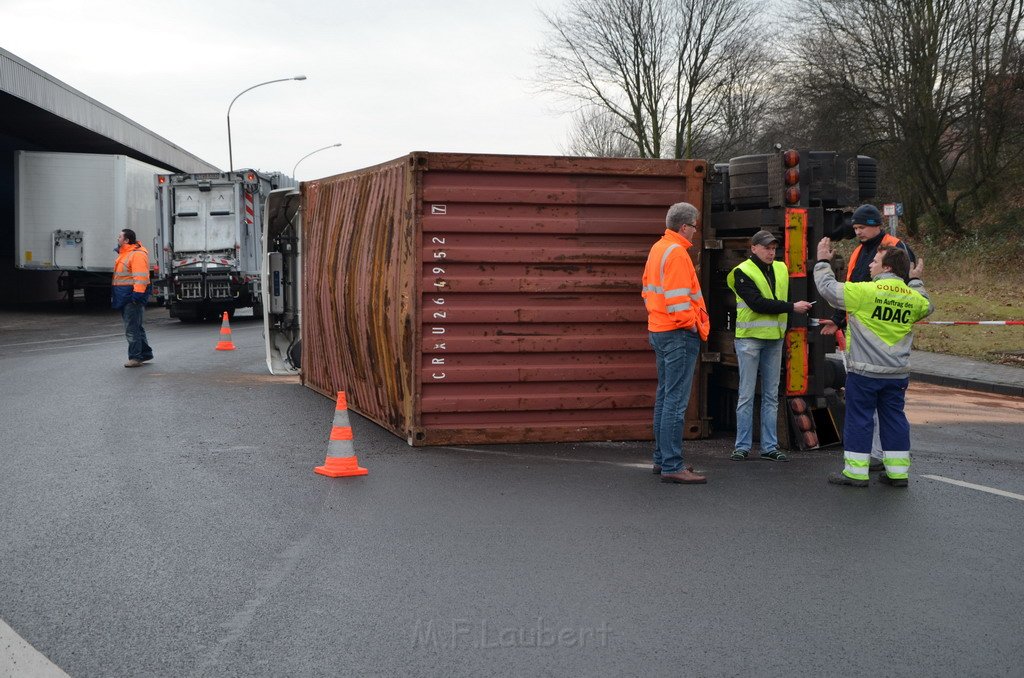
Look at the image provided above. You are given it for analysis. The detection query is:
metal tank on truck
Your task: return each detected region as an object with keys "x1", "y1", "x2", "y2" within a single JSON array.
[
  {"x1": 15, "y1": 151, "x2": 166, "y2": 304},
  {"x1": 154, "y1": 169, "x2": 293, "y2": 321}
]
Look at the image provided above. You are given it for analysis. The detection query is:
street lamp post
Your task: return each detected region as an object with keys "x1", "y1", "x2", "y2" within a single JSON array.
[
  {"x1": 227, "y1": 75, "x2": 307, "y2": 172},
  {"x1": 292, "y1": 143, "x2": 343, "y2": 180}
]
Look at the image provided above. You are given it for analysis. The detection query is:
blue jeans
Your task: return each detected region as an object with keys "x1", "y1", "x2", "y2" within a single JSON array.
[
  {"x1": 734, "y1": 337, "x2": 784, "y2": 453},
  {"x1": 122, "y1": 301, "x2": 153, "y2": 361},
  {"x1": 844, "y1": 373, "x2": 910, "y2": 454},
  {"x1": 649, "y1": 329, "x2": 700, "y2": 474}
]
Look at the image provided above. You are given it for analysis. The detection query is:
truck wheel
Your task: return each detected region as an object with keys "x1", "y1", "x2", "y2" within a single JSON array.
[
  {"x1": 823, "y1": 356, "x2": 847, "y2": 389},
  {"x1": 727, "y1": 154, "x2": 770, "y2": 208},
  {"x1": 83, "y1": 286, "x2": 109, "y2": 307},
  {"x1": 857, "y1": 156, "x2": 877, "y2": 199}
]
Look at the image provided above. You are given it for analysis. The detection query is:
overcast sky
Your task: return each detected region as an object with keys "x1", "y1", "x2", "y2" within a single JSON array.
[{"x1": 3, "y1": 0, "x2": 572, "y2": 179}]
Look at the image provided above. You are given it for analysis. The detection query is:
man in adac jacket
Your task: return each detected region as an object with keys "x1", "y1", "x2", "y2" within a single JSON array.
[
  {"x1": 821, "y1": 204, "x2": 916, "y2": 471},
  {"x1": 111, "y1": 228, "x2": 153, "y2": 368},
  {"x1": 726, "y1": 230, "x2": 813, "y2": 462},
  {"x1": 814, "y1": 239, "x2": 932, "y2": 488},
  {"x1": 642, "y1": 202, "x2": 710, "y2": 484}
]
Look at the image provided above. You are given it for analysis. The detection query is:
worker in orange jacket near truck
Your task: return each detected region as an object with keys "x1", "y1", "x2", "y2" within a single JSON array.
[
  {"x1": 642, "y1": 202, "x2": 710, "y2": 484},
  {"x1": 111, "y1": 228, "x2": 153, "y2": 368}
]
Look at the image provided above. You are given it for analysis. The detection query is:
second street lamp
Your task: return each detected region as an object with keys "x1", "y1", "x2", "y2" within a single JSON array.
[
  {"x1": 292, "y1": 143, "x2": 343, "y2": 181},
  {"x1": 227, "y1": 75, "x2": 307, "y2": 172}
]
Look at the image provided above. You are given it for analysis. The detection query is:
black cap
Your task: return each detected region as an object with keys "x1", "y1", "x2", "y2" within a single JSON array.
[{"x1": 751, "y1": 230, "x2": 779, "y2": 246}]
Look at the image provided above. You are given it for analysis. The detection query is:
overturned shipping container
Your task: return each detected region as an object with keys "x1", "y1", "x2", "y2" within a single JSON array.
[{"x1": 296, "y1": 153, "x2": 709, "y2": 445}]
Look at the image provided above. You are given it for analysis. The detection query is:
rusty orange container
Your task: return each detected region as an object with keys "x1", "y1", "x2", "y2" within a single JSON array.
[{"x1": 301, "y1": 152, "x2": 708, "y2": 445}]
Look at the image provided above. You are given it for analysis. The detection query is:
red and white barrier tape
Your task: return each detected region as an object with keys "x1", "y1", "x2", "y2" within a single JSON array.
[{"x1": 916, "y1": 320, "x2": 1024, "y2": 325}]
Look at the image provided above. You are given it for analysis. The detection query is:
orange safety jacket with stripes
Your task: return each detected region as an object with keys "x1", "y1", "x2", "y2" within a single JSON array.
[
  {"x1": 846, "y1": 233, "x2": 903, "y2": 281},
  {"x1": 642, "y1": 229, "x2": 710, "y2": 340},
  {"x1": 111, "y1": 243, "x2": 151, "y2": 309}
]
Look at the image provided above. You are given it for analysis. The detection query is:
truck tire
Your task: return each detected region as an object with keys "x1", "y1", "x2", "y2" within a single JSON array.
[
  {"x1": 857, "y1": 156, "x2": 877, "y2": 200},
  {"x1": 824, "y1": 354, "x2": 847, "y2": 389},
  {"x1": 710, "y1": 163, "x2": 731, "y2": 211},
  {"x1": 83, "y1": 286, "x2": 109, "y2": 307},
  {"x1": 727, "y1": 154, "x2": 770, "y2": 208}
]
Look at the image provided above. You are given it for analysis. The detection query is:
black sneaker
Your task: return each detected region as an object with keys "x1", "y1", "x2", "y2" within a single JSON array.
[
  {"x1": 730, "y1": 449, "x2": 749, "y2": 461},
  {"x1": 827, "y1": 472, "x2": 868, "y2": 487},
  {"x1": 878, "y1": 473, "x2": 909, "y2": 488}
]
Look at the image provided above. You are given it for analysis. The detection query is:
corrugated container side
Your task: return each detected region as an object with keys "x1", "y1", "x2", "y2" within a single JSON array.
[
  {"x1": 302, "y1": 157, "x2": 418, "y2": 435},
  {"x1": 303, "y1": 153, "x2": 708, "y2": 446}
]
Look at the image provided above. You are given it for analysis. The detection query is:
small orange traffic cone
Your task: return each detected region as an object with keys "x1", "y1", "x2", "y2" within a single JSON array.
[
  {"x1": 314, "y1": 391, "x2": 368, "y2": 477},
  {"x1": 215, "y1": 311, "x2": 236, "y2": 351}
]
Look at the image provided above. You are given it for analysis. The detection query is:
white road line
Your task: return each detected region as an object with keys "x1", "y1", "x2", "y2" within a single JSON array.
[
  {"x1": 0, "y1": 333, "x2": 123, "y2": 348},
  {"x1": 444, "y1": 446, "x2": 650, "y2": 469},
  {"x1": 0, "y1": 618, "x2": 70, "y2": 677},
  {"x1": 22, "y1": 340, "x2": 122, "y2": 353},
  {"x1": 922, "y1": 475, "x2": 1024, "y2": 502}
]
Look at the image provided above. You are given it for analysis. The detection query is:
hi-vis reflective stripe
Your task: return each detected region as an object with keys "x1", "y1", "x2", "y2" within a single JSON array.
[
  {"x1": 843, "y1": 451, "x2": 871, "y2": 481},
  {"x1": 667, "y1": 301, "x2": 692, "y2": 313},
  {"x1": 664, "y1": 287, "x2": 692, "y2": 299},
  {"x1": 643, "y1": 284, "x2": 663, "y2": 294},
  {"x1": 736, "y1": 320, "x2": 786, "y2": 329},
  {"x1": 882, "y1": 452, "x2": 911, "y2": 479},
  {"x1": 660, "y1": 243, "x2": 680, "y2": 281}
]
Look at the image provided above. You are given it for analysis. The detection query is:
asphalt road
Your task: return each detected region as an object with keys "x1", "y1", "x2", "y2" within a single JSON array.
[{"x1": 1, "y1": 305, "x2": 1023, "y2": 677}]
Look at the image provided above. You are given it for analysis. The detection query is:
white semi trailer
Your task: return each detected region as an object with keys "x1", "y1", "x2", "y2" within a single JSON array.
[{"x1": 14, "y1": 151, "x2": 165, "y2": 304}]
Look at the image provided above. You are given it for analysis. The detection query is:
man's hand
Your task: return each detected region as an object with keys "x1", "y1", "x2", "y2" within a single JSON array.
[
  {"x1": 819, "y1": 319, "x2": 838, "y2": 336},
  {"x1": 792, "y1": 300, "x2": 813, "y2": 314},
  {"x1": 909, "y1": 255, "x2": 925, "y2": 279},
  {"x1": 816, "y1": 237, "x2": 834, "y2": 262}
]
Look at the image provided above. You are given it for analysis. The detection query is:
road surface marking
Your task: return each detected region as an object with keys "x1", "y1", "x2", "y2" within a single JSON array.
[
  {"x1": 922, "y1": 475, "x2": 1024, "y2": 502},
  {"x1": 23, "y1": 340, "x2": 123, "y2": 353},
  {"x1": 0, "y1": 333, "x2": 123, "y2": 348},
  {"x1": 445, "y1": 446, "x2": 650, "y2": 469},
  {"x1": 0, "y1": 618, "x2": 70, "y2": 677}
]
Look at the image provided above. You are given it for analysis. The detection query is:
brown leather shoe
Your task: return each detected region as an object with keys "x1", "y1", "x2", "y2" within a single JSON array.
[
  {"x1": 124, "y1": 359, "x2": 143, "y2": 368},
  {"x1": 653, "y1": 465, "x2": 693, "y2": 474},
  {"x1": 660, "y1": 469, "x2": 707, "y2": 484}
]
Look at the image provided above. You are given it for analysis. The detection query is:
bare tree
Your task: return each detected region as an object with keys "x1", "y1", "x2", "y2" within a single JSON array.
[
  {"x1": 561, "y1": 106, "x2": 643, "y2": 157},
  {"x1": 538, "y1": 0, "x2": 771, "y2": 160},
  {"x1": 538, "y1": 0, "x2": 674, "y2": 158},
  {"x1": 788, "y1": 0, "x2": 1024, "y2": 236}
]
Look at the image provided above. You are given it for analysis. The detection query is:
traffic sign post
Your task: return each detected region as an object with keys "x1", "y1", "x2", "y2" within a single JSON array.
[{"x1": 883, "y1": 203, "x2": 898, "y2": 236}]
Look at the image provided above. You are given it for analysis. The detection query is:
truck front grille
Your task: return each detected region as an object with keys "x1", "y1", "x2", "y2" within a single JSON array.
[
  {"x1": 208, "y1": 279, "x2": 232, "y2": 299},
  {"x1": 179, "y1": 281, "x2": 203, "y2": 300}
]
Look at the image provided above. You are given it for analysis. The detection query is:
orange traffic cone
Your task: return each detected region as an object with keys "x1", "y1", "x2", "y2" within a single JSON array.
[
  {"x1": 215, "y1": 311, "x2": 236, "y2": 351},
  {"x1": 314, "y1": 391, "x2": 368, "y2": 477}
]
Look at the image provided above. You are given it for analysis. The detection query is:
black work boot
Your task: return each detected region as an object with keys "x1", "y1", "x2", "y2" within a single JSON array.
[
  {"x1": 878, "y1": 473, "x2": 909, "y2": 488},
  {"x1": 827, "y1": 472, "x2": 868, "y2": 488}
]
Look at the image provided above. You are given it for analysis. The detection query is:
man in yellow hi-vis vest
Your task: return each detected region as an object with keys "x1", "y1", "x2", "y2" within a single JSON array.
[{"x1": 726, "y1": 230, "x2": 813, "y2": 462}]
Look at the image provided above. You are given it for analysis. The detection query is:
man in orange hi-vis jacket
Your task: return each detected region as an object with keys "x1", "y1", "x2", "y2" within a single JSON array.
[
  {"x1": 642, "y1": 202, "x2": 710, "y2": 484},
  {"x1": 111, "y1": 228, "x2": 153, "y2": 368}
]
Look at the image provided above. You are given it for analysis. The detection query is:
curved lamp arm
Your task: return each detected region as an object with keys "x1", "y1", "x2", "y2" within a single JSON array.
[
  {"x1": 292, "y1": 143, "x2": 343, "y2": 180},
  {"x1": 227, "y1": 75, "x2": 307, "y2": 171}
]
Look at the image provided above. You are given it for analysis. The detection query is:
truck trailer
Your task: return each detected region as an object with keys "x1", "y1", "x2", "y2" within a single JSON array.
[
  {"x1": 155, "y1": 169, "x2": 291, "y2": 321},
  {"x1": 264, "y1": 150, "x2": 874, "y2": 449},
  {"x1": 14, "y1": 151, "x2": 165, "y2": 304}
]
